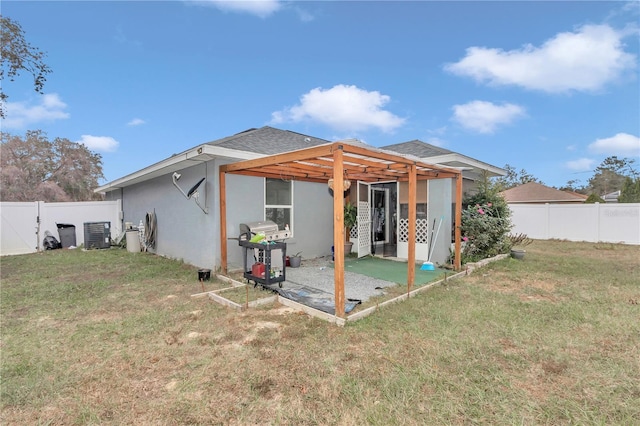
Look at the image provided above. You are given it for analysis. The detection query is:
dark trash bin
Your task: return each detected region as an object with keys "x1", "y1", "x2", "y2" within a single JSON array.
[
  {"x1": 56, "y1": 223, "x2": 76, "y2": 248},
  {"x1": 43, "y1": 230, "x2": 61, "y2": 250}
]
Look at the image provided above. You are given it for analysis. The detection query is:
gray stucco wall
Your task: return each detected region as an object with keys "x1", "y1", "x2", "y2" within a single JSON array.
[
  {"x1": 113, "y1": 161, "x2": 217, "y2": 270},
  {"x1": 109, "y1": 159, "x2": 334, "y2": 272},
  {"x1": 223, "y1": 172, "x2": 265, "y2": 270},
  {"x1": 289, "y1": 180, "x2": 335, "y2": 259},
  {"x1": 428, "y1": 178, "x2": 453, "y2": 265},
  {"x1": 223, "y1": 176, "x2": 334, "y2": 270}
]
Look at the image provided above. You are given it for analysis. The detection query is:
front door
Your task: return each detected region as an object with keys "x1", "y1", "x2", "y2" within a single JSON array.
[
  {"x1": 356, "y1": 181, "x2": 371, "y2": 258},
  {"x1": 370, "y1": 183, "x2": 398, "y2": 257}
]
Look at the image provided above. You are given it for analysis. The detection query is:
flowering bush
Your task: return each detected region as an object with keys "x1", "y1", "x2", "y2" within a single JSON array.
[
  {"x1": 458, "y1": 176, "x2": 513, "y2": 263},
  {"x1": 460, "y1": 202, "x2": 512, "y2": 262}
]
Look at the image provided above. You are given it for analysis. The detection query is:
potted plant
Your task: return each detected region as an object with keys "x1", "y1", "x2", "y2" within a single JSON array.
[
  {"x1": 508, "y1": 233, "x2": 532, "y2": 260},
  {"x1": 288, "y1": 251, "x2": 302, "y2": 268},
  {"x1": 344, "y1": 201, "x2": 358, "y2": 255}
]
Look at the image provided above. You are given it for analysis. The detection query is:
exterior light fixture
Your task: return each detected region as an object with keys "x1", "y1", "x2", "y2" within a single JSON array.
[{"x1": 328, "y1": 178, "x2": 351, "y2": 191}]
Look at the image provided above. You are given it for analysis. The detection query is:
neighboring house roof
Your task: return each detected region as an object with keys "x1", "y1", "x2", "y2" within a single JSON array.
[
  {"x1": 565, "y1": 191, "x2": 589, "y2": 200},
  {"x1": 500, "y1": 182, "x2": 587, "y2": 203},
  {"x1": 381, "y1": 140, "x2": 505, "y2": 178},
  {"x1": 603, "y1": 190, "x2": 621, "y2": 203}
]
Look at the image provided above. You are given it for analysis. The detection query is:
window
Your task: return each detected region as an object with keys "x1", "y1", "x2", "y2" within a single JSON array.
[{"x1": 265, "y1": 178, "x2": 292, "y2": 231}]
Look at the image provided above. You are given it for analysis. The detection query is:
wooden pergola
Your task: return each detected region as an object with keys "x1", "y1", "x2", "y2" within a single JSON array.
[{"x1": 219, "y1": 142, "x2": 463, "y2": 318}]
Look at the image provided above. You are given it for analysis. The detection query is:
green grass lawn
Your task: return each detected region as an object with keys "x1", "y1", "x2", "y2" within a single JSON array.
[{"x1": 1, "y1": 241, "x2": 639, "y2": 425}]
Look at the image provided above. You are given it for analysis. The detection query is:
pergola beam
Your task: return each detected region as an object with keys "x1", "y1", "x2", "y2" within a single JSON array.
[
  {"x1": 258, "y1": 165, "x2": 329, "y2": 180},
  {"x1": 221, "y1": 144, "x2": 336, "y2": 172},
  {"x1": 227, "y1": 169, "x2": 328, "y2": 184}
]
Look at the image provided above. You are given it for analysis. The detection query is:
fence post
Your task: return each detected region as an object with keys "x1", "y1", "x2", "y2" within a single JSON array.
[
  {"x1": 36, "y1": 201, "x2": 44, "y2": 251},
  {"x1": 595, "y1": 202, "x2": 600, "y2": 243},
  {"x1": 545, "y1": 203, "x2": 550, "y2": 239}
]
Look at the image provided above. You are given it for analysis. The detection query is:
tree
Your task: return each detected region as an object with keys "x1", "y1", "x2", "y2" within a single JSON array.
[
  {"x1": 619, "y1": 177, "x2": 640, "y2": 203},
  {"x1": 588, "y1": 156, "x2": 638, "y2": 196},
  {"x1": 1, "y1": 15, "x2": 52, "y2": 118},
  {"x1": 0, "y1": 131, "x2": 104, "y2": 202},
  {"x1": 558, "y1": 179, "x2": 588, "y2": 194},
  {"x1": 494, "y1": 164, "x2": 543, "y2": 191}
]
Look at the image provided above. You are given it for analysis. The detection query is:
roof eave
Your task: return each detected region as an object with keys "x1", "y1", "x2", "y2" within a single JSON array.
[
  {"x1": 94, "y1": 145, "x2": 263, "y2": 193},
  {"x1": 426, "y1": 153, "x2": 506, "y2": 177}
]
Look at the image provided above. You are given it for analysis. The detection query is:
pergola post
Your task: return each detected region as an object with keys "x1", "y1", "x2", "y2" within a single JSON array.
[
  {"x1": 332, "y1": 147, "x2": 346, "y2": 318},
  {"x1": 407, "y1": 164, "x2": 417, "y2": 293},
  {"x1": 219, "y1": 169, "x2": 228, "y2": 274},
  {"x1": 455, "y1": 173, "x2": 462, "y2": 270}
]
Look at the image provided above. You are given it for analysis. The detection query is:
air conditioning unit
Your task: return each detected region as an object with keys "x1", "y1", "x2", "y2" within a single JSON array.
[{"x1": 83, "y1": 221, "x2": 111, "y2": 249}]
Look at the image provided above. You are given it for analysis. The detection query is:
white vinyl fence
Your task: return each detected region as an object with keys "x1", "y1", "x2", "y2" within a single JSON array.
[
  {"x1": 509, "y1": 203, "x2": 640, "y2": 245},
  {"x1": 1, "y1": 200, "x2": 122, "y2": 256}
]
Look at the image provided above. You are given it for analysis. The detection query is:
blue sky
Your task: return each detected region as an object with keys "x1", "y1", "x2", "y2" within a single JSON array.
[{"x1": 2, "y1": 0, "x2": 639, "y2": 188}]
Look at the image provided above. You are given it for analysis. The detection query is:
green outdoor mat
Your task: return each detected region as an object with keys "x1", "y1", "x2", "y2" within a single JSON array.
[{"x1": 333, "y1": 256, "x2": 446, "y2": 286}]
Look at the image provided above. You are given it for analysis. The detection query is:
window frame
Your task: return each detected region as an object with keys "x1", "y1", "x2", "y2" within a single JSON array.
[{"x1": 264, "y1": 178, "x2": 293, "y2": 233}]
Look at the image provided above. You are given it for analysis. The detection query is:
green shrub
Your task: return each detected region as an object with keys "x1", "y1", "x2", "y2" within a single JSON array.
[
  {"x1": 459, "y1": 176, "x2": 512, "y2": 263},
  {"x1": 585, "y1": 193, "x2": 605, "y2": 203}
]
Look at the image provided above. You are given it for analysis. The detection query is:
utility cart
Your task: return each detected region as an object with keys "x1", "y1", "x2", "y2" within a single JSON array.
[
  {"x1": 238, "y1": 221, "x2": 290, "y2": 290},
  {"x1": 239, "y1": 239, "x2": 287, "y2": 288}
]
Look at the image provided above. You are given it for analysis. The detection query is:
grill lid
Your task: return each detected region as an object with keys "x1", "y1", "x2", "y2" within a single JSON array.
[{"x1": 239, "y1": 220, "x2": 291, "y2": 242}]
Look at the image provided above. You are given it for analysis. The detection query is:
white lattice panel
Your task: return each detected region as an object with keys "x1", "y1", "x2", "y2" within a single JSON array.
[
  {"x1": 416, "y1": 218, "x2": 429, "y2": 244},
  {"x1": 398, "y1": 218, "x2": 429, "y2": 244},
  {"x1": 357, "y1": 201, "x2": 371, "y2": 252},
  {"x1": 399, "y1": 219, "x2": 408, "y2": 242},
  {"x1": 350, "y1": 224, "x2": 358, "y2": 239}
]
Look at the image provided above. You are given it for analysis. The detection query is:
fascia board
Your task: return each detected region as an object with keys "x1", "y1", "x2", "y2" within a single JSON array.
[
  {"x1": 425, "y1": 153, "x2": 506, "y2": 177},
  {"x1": 95, "y1": 145, "x2": 264, "y2": 193}
]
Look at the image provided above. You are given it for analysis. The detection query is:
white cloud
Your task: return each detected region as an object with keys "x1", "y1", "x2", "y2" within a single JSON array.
[
  {"x1": 294, "y1": 5, "x2": 315, "y2": 22},
  {"x1": 431, "y1": 127, "x2": 447, "y2": 136},
  {"x1": 445, "y1": 24, "x2": 636, "y2": 93},
  {"x1": 127, "y1": 118, "x2": 146, "y2": 126},
  {"x1": 271, "y1": 84, "x2": 406, "y2": 133},
  {"x1": 76, "y1": 135, "x2": 119, "y2": 153},
  {"x1": 188, "y1": 0, "x2": 282, "y2": 18},
  {"x1": 113, "y1": 25, "x2": 142, "y2": 48},
  {"x1": 565, "y1": 158, "x2": 596, "y2": 172},
  {"x1": 588, "y1": 133, "x2": 640, "y2": 156},
  {"x1": 2, "y1": 93, "x2": 70, "y2": 129},
  {"x1": 451, "y1": 100, "x2": 525, "y2": 134}
]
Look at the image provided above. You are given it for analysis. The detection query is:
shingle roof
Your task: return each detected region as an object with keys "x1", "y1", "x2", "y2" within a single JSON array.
[
  {"x1": 380, "y1": 140, "x2": 455, "y2": 158},
  {"x1": 500, "y1": 182, "x2": 586, "y2": 203},
  {"x1": 379, "y1": 139, "x2": 505, "y2": 178},
  {"x1": 207, "y1": 126, "x2": 329, "y2": 154}
]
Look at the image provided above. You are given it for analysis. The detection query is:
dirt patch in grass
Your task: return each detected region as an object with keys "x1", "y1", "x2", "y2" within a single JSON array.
[
  {"x1": 467, "y1": 270, "x2": 560, "y2": 302},
  {"x1": 215, "y1": 284, "x2": 276, "y2": 305}
]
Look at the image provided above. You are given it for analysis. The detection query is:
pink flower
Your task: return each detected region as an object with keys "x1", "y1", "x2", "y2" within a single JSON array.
[
  {"x1": 462, "y1": 237, "x2": 468, "y2": 242},
  {"x1": 478, "y1": 208, "x2": 485, "y2": 214},
  {"x1": 487, "y1": 203, "x2": 492, "y2": 207}
]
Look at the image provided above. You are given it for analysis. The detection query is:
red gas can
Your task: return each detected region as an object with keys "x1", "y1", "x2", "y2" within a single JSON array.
[{"x1": 252, "y1": 262, "x2": 265, "y2": 277}]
